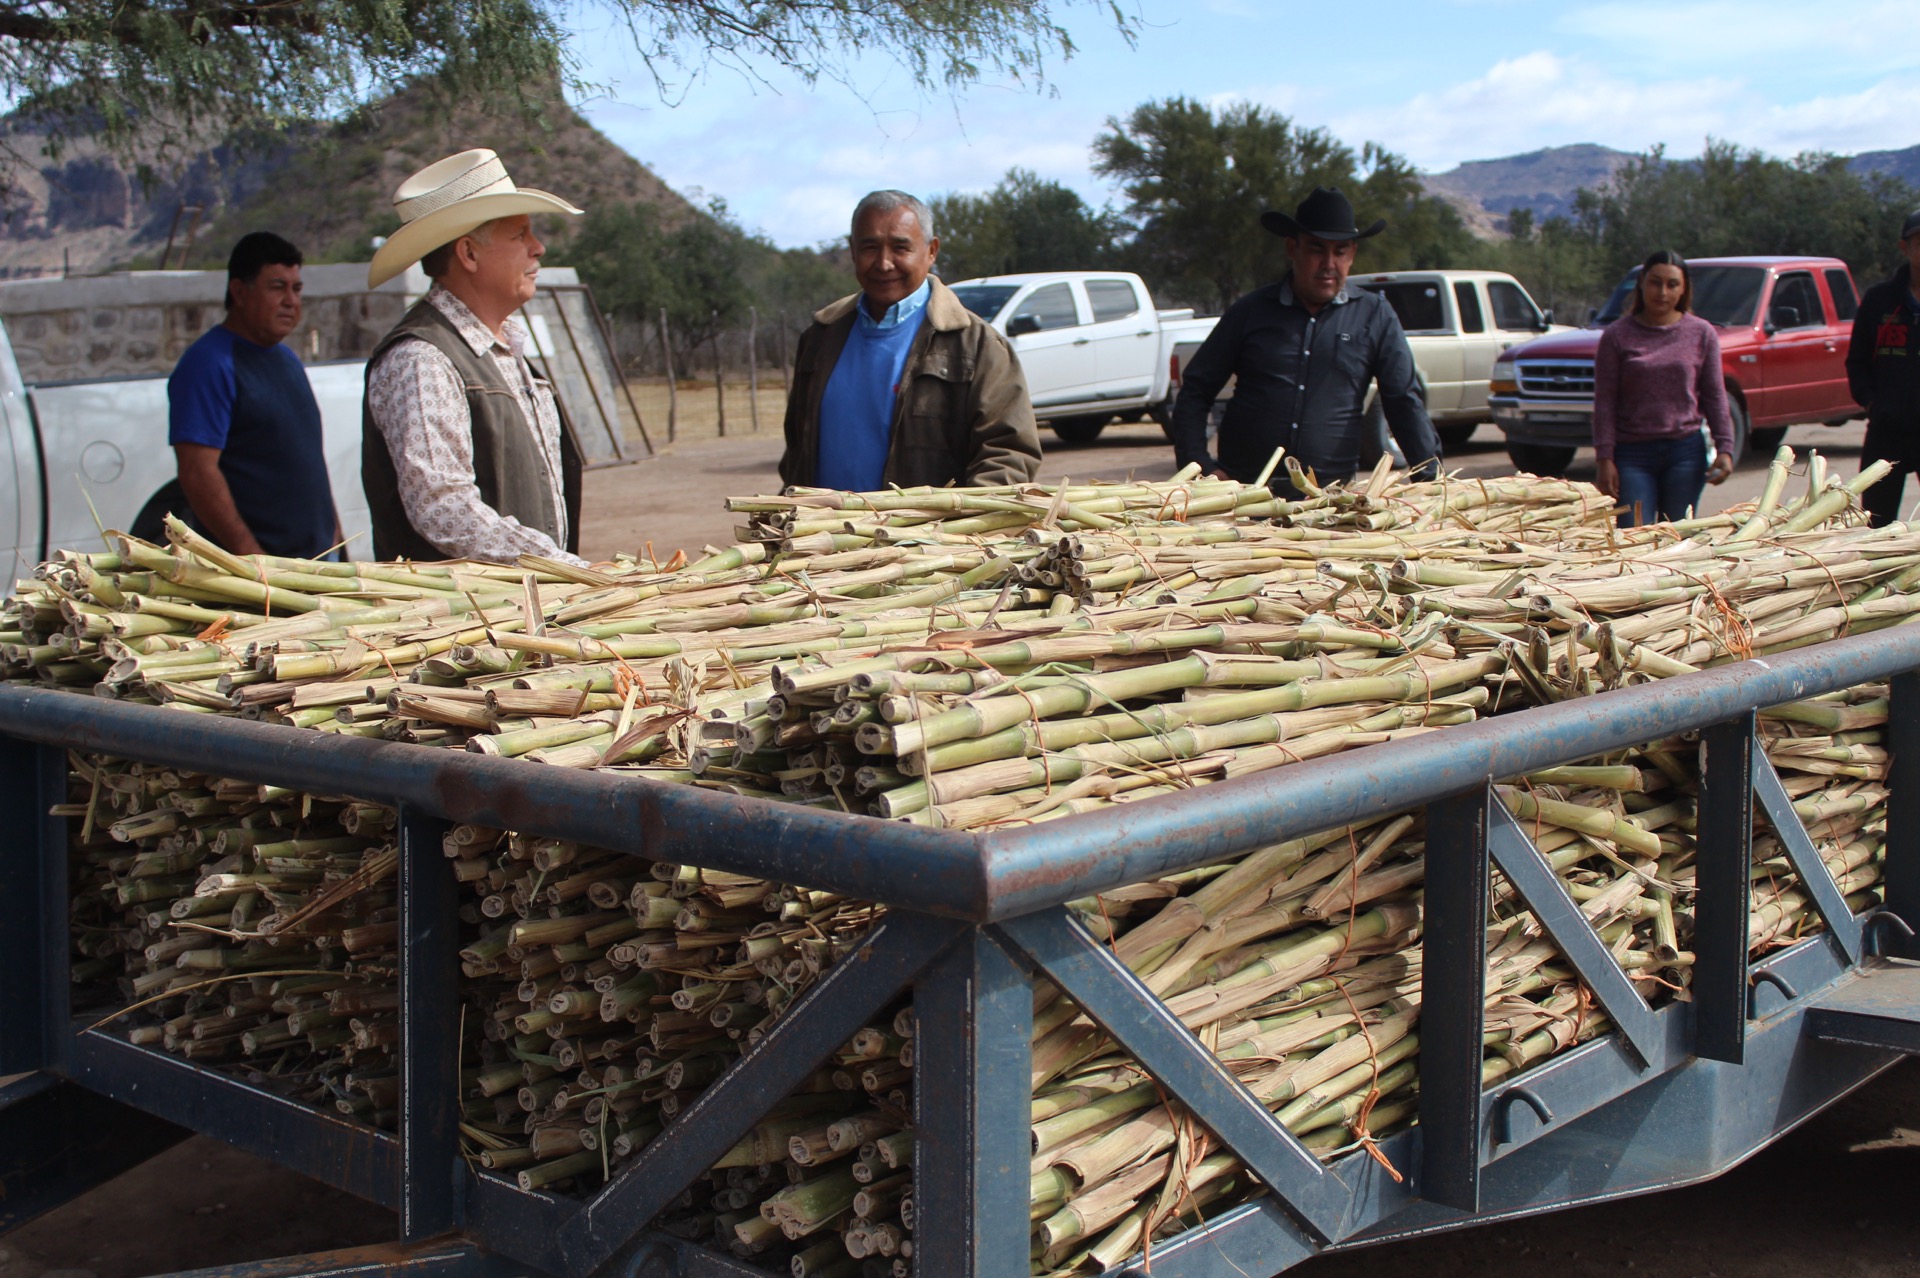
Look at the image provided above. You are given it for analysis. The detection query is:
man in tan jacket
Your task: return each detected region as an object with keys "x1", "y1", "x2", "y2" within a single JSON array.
[{"x1": 778, "y1": 190, "x2": 1042, "y2": 491}]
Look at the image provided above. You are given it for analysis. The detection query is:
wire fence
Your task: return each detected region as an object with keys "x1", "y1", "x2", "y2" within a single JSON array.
[{"x1": 603, "y1": 306, "x2": 800, "y2": 443}]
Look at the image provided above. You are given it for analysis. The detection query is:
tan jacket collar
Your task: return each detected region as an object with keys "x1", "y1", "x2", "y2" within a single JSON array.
[{"x1": 814, "y1": 276, "x2": 971, "y2": 332}]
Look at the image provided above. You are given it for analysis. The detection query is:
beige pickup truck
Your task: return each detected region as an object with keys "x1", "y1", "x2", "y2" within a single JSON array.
[{"x1": 1349, "y1": 269, "x2": 1569, "y2": 450}]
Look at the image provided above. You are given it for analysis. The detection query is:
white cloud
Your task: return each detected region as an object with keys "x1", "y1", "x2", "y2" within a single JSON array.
[
  {"x1": 1752, "y1": 77, "x2": 1920, "y2": 157},
  {"x1": 1312, "y1": 51, "x2": 1742, "y2": 170},
  {"x1": 580, "y1": 79, "x2": 1118, "y2": 246}
]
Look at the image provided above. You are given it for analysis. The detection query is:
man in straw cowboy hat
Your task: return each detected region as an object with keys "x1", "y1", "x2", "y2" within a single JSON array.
[
  {"x1": 363, "y1": 148, "x2": 589, "y2": 565},
  {"x1": 1169, "y1": 186, "x2": 1441, "y2": 494}
]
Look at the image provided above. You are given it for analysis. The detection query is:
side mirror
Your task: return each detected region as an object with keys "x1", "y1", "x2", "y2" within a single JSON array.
[
  {"x1": 1537, "y1": 310, "x2": 1554, "y2": 329},
  {"x1": 1007, "y1": 314, "x2": 1042, "y2": 337},
  {"x1": 1587, "y1": 307, "x2": 1599, "y2": 322},
  {"x1": 1768, "y1": 304, "x2": 1801, "y2": 331}
]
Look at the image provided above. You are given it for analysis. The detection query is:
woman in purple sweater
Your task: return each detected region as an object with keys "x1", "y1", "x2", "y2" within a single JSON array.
[{"x1": 1592, "y1": 250, "x2": 1736, "y2": 525}]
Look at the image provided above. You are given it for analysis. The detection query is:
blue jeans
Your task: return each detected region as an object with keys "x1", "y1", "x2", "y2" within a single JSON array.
[{"x1": 1614, "y1": 431, "x2": 1708, "y2": 527}]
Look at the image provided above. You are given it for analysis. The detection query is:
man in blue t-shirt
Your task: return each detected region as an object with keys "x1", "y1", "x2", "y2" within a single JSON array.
[{"x1": 168, "y1": 232, "x2": 341, "y2": 558}]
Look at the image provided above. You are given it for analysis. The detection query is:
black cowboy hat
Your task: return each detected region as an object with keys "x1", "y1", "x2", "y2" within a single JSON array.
[{"x1": 1260, "y1": 186, "x2": 1386, "y2": 241}]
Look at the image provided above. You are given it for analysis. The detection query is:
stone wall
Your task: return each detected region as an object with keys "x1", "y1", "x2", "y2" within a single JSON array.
[{"x1": 0, "y1": 265, "x2": 582, "y2": 384}]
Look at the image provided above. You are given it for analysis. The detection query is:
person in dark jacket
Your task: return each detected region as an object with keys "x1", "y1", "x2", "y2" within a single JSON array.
[
  {"x1": 778, "y1": 190, "x2": 1042, "y2": 492},
  {"x1": 1848, "y1": 209, "x2": 1920, "y2": 526},
  {"x1": 1169, "y1": 187, "x2": 1441, "y2": 492}
]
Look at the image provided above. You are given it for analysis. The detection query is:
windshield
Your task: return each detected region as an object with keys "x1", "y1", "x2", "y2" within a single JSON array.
[
  {"x1": 947, "y1": 284, "x2": 1021, "y2": 322},
  {"x1": 1594, "y1": 265, "x2": 1767, "y2": 329},
  {"x1": 1354, "y1": 281, "x2": 1446, "y2": 332}
]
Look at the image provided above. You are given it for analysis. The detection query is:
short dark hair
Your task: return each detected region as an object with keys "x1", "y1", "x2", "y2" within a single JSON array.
[
  {"x1": 1631, "y1": 249, "x2": 1692, "y2": 316},
  {"x1": 226, "y1": 232, "x2": 302, "y2": 310}
]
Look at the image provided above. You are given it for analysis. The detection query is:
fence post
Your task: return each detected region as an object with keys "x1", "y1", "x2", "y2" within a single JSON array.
[
  {"x1": 711, "y1": 313, "x2": 727, "y2": 438},
  {"x1": 779, "y1": 309, "x2": 793, "y2": 396},
  {"x1": 658, "y1": 309, "x2": 678, "y2": 444},
  {"x1": 748, "y1": 305, "x2": 761, "y2": 434}
]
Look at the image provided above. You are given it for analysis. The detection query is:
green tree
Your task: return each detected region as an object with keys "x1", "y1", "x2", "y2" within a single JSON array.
[
  {"x1": 1, "y1": 0, "x2": 1132, "y2": 192},
  {"x1": 746, "y1": 244, "x2": 851, "y2": 325},
  {"x1": 1569, "y1": 140, "x2": 1918, "y2": 293},
  {"x1": 931, "y1": 167, "x2": 1120, "y2": 281},
  {"x1": 1491, "y1": 207, "x2": 1603, "y2": 322},
  {"x1": 1090, "y1": 97, "x2": 1477, "y2": 311},
  {"x1": 570, "y1": 196, "x2": 756, "y2": 374}
]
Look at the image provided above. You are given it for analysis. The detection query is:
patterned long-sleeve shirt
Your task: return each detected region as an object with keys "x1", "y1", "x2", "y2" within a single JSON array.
[{"x1": 366, "y1": 286, "x2": 586, "y2": 566}]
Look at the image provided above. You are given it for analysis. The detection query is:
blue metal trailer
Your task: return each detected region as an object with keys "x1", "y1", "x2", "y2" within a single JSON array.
[{"x1": 2, "y1": 624, "x2": 1917, "y2": 1278}]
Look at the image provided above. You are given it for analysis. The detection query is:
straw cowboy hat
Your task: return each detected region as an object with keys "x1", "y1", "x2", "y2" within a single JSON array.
[
  {"x1": 1259, "y1": 186, "x2": 1386, "y2": 242},
  {"x1": 367, "y1": 149, "x2": 584, "y2": 288}
]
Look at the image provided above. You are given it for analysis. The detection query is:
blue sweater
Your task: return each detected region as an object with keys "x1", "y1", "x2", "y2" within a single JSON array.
[{"x1": 814, "y1": 280, "x2": 932, "y2": 491}]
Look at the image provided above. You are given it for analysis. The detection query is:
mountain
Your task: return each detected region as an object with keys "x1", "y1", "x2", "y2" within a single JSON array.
[
  {"x1": 0, "y1": 81, "x2": 695, "y2": 277},
  {"x1": 1850, "y1": 144, "x2": 1920, "y2": 187},
  {"x1": 1422, "y1": 143, "x2": 1636, "y2": 235},
  {"x1": 1427, "y1": 141, "x2": 1920, "y2": 241}
]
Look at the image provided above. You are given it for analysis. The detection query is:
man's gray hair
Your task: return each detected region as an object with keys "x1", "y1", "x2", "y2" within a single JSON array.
[
  {"x1": 420, "y1": 218, "x2": 499, "y2": 279},
  {"x1": 851, "y1": 190, "x2": 935, "y2": 241}
]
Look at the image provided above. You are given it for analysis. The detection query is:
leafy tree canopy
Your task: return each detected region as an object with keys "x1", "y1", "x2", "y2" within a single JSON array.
[
  {"x1": 930, "y1": 167, "x2": 1122, "y2": 282},
  {"x1": 1090, "y1": 97, "x2": 1477, "y2": 311},
  {"x1": 569, "y1": 196, "x2": 848, "y2": 372},
  {"x1": 1568, "y1": 140, "x2": 1917, "y2": 290}
]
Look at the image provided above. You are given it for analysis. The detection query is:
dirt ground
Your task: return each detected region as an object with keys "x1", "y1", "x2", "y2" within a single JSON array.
[
  {"x1": 577, "y1": 412, "x2": 1877, "y2": 563},
  {"x1": 2, "y1": 1061, "x2": 1913, "y2": 1278},
  {"x1": 6, "y1": 411, "x2": 1912, "y2": 1278}
]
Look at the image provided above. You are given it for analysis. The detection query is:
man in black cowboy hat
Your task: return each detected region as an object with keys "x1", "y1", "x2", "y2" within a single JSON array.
[
  {"x1": 1169, "y1": 186, "x2": 1441, "y2": 490},
  {"x1": 1848, "y1": 209, "x2": 1920, "y2": 526}
]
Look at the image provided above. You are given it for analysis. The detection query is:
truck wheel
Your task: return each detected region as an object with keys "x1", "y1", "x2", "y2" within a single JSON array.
[
  {"x1": 1506, "y1": 443, "x2": 1576, "y2": 477},
  {"x1": 1724, "y1": 398, "x2": 1750, "y2": 468},
  {"x1": 1050, "y1": 416, "x2": 1109, "y2": 445},
  {"x1": 1437, "y1": 422, "x2": 1476, "y2": 451},
  {"x1": 1749, "y1": 425, "x2": 1787, "y2": 457}
]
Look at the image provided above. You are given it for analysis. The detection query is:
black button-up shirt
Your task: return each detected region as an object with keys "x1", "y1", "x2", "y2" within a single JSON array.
[{"x1": 1171, "y1": 276, "x2": 1442, "y2": 485}]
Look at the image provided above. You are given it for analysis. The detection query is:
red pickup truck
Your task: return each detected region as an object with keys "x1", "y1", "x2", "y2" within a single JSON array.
[{"x1": 1488, "y1": 256, "x2": 1862, "y2": 475}]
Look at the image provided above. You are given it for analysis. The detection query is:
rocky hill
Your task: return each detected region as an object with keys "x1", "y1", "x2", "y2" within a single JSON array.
[
  {"x1": 1427, "y1": 141, "x2": 1920, "y2": 240},
  {"x1": 1851, "y1": 143, "x2": 1920, "y2": 187},
  {"x1": 1422, "y1": 143, "x2": 1636, "y2": 235},
  {"x1": 0, "y1": 80, "x2": 694, "y2": 277}
]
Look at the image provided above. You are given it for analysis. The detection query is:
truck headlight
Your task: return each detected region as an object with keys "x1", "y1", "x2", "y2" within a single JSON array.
[{"x1": 1490, "y1": 358, "x2": 1518, "y2": 396}]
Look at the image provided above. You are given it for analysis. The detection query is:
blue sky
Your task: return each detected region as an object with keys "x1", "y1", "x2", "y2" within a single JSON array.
[{"x1": 567, "y1": 0, "x2": 1919, "y2": 248}]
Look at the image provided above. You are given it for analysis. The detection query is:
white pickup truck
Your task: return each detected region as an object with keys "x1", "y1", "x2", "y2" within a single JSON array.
[
  {"x1": 1347, "y1": 269, "x2": 1567, "y2": 450},
  {"x1": 946, "y1": 271, "x2": 1216, "y2": 444},
  {"x1": 0, "y1": 264, "x2": 628, "y2": 576}
]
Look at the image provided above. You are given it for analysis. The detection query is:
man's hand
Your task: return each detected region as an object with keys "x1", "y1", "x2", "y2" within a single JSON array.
[
  {"x1": 1210, "y1": 468, "x2": 1231, "y2": 481},
  {"x1": 1706, "y1": 452, "x2": 1734, "y2": 485},
  {"x1": 174, "y1": 444, "x2": 265, "y2": 555},
  {"x1": 1594, "y1": 458, "x2": 1620, "y2": 498}
]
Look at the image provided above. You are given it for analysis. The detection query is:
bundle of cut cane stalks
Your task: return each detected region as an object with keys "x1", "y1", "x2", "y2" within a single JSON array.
[
  {"x1": 62, "y1": 760, "x2": 410, "y2": 1123},
  {"x1": 19, "y1": 446, "x2": 1907, "y2": 1276}
]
